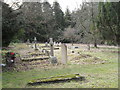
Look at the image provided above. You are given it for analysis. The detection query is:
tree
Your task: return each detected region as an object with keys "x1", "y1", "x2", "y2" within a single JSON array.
[
  {"x1": 2, "y1": 1, "x2": 21, "y2": 47},
  {"x1": 97, "y1": 2, "x2": 120, "y2": 45},
  {"x1": 89, "y1": 2, "x2": 99, "y2": 48},
  {"x1": 52, "y1": 1, "x2": 65, "y2": 41},
  {"x1": 19, "y1": 2, "x2": 46, "y2": 42},
  {"x1": 42, "y1": 0, "x2": 55, "y2": 40},
  {"x1": 64, "y1": 8, "x2": 72, "y2": 27},
  {"x1": 63, "y1": 27, "x2": 76, "y2": 44},
  {"x1": 71, "y1": 2, "x2": 100, "y2": 48}
]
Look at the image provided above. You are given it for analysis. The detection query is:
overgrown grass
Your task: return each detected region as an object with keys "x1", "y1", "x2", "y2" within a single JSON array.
[{"x1": 2, "y1": 43, "x2": 118, "y2": 88}]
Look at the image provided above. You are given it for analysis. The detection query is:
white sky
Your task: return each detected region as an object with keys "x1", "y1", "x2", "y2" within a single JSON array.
[
  {"x1": 48, "y1": 0, "x2": 83, "y2": 12},
  {"x1": 4, "y1": 0, "x2": 83, "y2": 12}
]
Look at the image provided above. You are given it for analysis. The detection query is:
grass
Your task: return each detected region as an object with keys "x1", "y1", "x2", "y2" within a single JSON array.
[{"x1": 2, "y1": 43, "x2": 118, "y2": 88}]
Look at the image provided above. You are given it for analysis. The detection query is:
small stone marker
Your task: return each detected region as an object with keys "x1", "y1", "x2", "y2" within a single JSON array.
[
  {"x1": 61, "y1": 44, "x2": 67, "y2": 64},
  {"x1": 54, "y1": 42, "x2": 56, "y2": 46},
  {"x1": 27, "y1": 39, "x2": 30, "y2": 45},
  {"x1": 42, "y1": 49, "x2": 49, "y2": 56},
  {"x1": 56, "y1": 42, "x2": 59, "y2": 46},
  {"x1": 45, "y1": 42, "x2": 48, "y2": 47}
]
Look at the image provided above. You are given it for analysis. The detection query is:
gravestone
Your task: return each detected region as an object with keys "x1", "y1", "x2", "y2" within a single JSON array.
[
  {"x1": 54, "y1": 42, "x2": 56, "y2": 46},
  {"x1": 56, "y1": 42, "x2": 59, "y2": 46},
  {"x1": 45, "y1": 50, "x2": 49, "y2": 56},
  {"x1": 27, "y1": 39, "x2": 30, "y2": 45},
  {"x1": 49, "y1": 38, "x2": 58, "y2": 64},
  {"x1": 45, "y1": 42, "x2": 48, "y2": 47},
  {"x1": 34, "y1": 37, "x2": 38, "y2": 50},
  {"x1": 61, "y1": 44, "x2": 67, "y2": 64},
  {"x1": 49, "y1": 38, "x2": 54, "y2": 56},
  {"x1": 42, "y1": 49, "x2": 49, "y2": 56}
]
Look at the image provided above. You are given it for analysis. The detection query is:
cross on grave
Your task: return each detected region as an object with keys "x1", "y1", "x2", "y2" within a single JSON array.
[{"x1": 49, "y1": 38, "x2": 57, "y2": 65}]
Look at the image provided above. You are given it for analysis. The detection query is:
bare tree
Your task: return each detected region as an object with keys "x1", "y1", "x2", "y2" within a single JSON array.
[{"x1": 63, "y1": 27, "x2": 77, "y2": 45}]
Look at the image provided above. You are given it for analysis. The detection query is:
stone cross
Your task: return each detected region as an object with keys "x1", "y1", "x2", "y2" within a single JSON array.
[
  {"x1": 49, "y1": 38, "x2": 54, "y2": 56},
  {"x1": 61, "y1": 44, "x2": 67, "y2": 64}
]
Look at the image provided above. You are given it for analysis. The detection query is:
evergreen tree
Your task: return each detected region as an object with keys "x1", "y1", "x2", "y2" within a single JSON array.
[
  {"x1": 52, "y1": 1, "x2": 65, "y2": 41},
  {"x1": 2, "y1": 2, "x2": 21, "y2": 46},
  {"x1": 64, "y1": 8, "x2": 72, "y2": 27},
  {"x1": 97, "y1": 2, "x2": 120, "y2": 45}
]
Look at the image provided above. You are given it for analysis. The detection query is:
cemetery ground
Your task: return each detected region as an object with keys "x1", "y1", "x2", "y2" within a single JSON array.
[{"x1": 2, "y1": 43, "x2": 118, "y2": 88}]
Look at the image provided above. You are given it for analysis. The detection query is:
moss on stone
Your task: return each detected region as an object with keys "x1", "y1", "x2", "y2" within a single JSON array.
[
  {"x1": 21, "y1": 56, "x2": 49, "y2": 61},
  {"x1": 28, "y1": 74, "x2": 85, "y2": 85}
]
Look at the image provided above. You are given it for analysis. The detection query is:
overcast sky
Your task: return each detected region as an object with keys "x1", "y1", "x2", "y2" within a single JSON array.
[
  {"x1": 4, "y1": 0, "x2": 119, "y2": 12},
  {"x1": 48, "y1": 0, "x2": 83, "y2": 12},
  {"x1": 4, "y1": 0, "x2": 83, "y2": 12}
]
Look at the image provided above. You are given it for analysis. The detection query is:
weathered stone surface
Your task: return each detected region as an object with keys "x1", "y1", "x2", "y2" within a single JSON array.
[
  {"x1": 49, "y1": 56, "x2": 57, "y2": 64},
  {"x1": 49, "y1": 38, "x2": 54, "y2": 56},
  {"x1": 21, "y1": 56, "x2": 49, "y2": 62},
  {"x1": 28, "y1": 74, "x2": 85, "y2": 85},
  {"x1": 61, "y1": 44, "x2": 67, "y2": 64}
]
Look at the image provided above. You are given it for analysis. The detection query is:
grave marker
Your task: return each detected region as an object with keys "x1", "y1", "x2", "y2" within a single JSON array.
[
  {"x1": 34, "y1": 37, "x2": 38, "y2": 50},
  {"x1": 27, "y1": 39, "x2": 30, "y2": 45},
  {"x1": 45, "y1": 42, "x2": 48, "y2": 47},
  {"x1": 61, "y1": 44, "x2": 67, "y2": 64},
  {"x1": 49, "y1": 38, "x2": 58, "y2": 65},
  {"x1": 49, "y1": 38, "x2": 54, "y2": 56}
]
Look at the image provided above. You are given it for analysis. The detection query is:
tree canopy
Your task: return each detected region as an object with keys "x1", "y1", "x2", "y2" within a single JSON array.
[{"x1": 2, "y1": 1, "x2": 120, "y2": 47}]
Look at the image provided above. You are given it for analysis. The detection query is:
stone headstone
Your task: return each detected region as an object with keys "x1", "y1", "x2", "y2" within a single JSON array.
[
  {"x1": 34, "y1": 37, "x2": 37, "y2": 42},
  {"x1": 45, "y1": 50, "x2": 49, "y2": 56},
  {"x1": 56, "y1": 42, "x2": 59, "y2": 46},
  {"x1": 34, "y1": 37, "x2": 38, "y2": 50},
  {"x1": 27, "y1": 39, "x2": 30, "y2": 45},
  {"x1": 61, "y1": 44, "x2": 67, "y2": 64},
  {"x1": 49, "y1": 38, "x2": 54, "y2": 56},
  {"x1": 42, "y1": 49, "x2": 49, "y2": 56},
  {"x1": 45, "y1": 42, "x2": 48, "y2": 47},
  {"x1": 54, "y1": 42, "x2": 56, "y2": 46}
]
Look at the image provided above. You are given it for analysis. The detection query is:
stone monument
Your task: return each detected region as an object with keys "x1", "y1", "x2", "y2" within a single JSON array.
[{"x1": 61, "y1": 44, "x2": 67, "y2": 64}]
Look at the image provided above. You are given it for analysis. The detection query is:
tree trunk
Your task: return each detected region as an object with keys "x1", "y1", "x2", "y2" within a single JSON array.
[{"x1": 94, "y1": 39, "x2": 97, "y2": 48}]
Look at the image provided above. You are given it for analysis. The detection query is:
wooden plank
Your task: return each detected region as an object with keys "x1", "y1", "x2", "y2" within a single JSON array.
[{"x1": 27, "y1": 74, "x2": 85, "y2": 85}]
